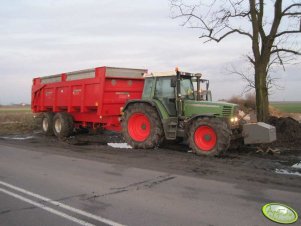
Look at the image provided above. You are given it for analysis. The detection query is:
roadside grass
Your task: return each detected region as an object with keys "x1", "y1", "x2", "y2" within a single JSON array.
[
  {"x1": 0, "y1": 107, "x2": 32, "y2": 113},
  {"x1": 270, "y1": 102, "x2": 301, "y2": 113},
  {"x1": 0, "y1": 107, "x2": 40, "y2": 135}
]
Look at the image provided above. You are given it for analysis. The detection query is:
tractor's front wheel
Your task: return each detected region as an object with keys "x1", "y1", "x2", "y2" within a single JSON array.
[
  {"x1": 188, "y1": 117, "x2": 231, "y2": 156},
  {"x1": 121, "y1": 103, "x2": 164, "y2": 149}
]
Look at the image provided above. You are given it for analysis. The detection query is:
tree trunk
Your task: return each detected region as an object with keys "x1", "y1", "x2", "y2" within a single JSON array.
[{"x1": 255, "y1": 66, "x2": 269, "y2": 122}]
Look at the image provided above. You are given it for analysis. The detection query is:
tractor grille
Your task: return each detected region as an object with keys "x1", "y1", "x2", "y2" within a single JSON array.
[{"x1": 222, "y1": 106, "x2": 232, "y2": 117}]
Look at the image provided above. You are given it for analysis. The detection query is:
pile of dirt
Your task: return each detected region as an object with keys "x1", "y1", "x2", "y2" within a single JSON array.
[{"x1": 268, "y1": 116, "x2": 301, "y2": 147}]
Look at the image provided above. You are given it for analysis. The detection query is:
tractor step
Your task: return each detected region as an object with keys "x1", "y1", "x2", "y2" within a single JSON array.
[{"x1": 163, "y1": 118, "x2": 178, "y2": 140}]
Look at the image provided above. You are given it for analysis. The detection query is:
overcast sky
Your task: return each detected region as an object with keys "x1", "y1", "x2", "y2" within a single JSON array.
[{"x1": 0, "y1": 0, "x2": 300, "y2": 104}]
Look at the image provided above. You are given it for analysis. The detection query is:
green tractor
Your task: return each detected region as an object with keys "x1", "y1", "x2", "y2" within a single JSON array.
[{"x1": 121, "y1": 69, "x2": 241, "y2": 156}]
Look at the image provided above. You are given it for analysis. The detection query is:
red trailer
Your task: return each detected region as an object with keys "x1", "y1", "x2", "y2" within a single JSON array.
[{"x1": 32, "y1": 66, "x2": 146, "y2": 136}]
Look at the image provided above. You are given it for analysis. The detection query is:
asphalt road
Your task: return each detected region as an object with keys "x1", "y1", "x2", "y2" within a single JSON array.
[{"x1": 0, "y1": 143, "x2": 300, "y2": 226}]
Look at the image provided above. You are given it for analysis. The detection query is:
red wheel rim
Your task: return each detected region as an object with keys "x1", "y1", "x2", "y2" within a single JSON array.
[
  {"x1": 128, "y1": 113, "x2": 151, "y2": 142},
  {"x1": 194, "y1": 125, "x2": 217, "y2": 151}
]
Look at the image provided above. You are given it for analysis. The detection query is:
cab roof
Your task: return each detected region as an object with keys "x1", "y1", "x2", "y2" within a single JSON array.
[{"x1": 143, "y1": 70, "x2": 202, "y2": 78}]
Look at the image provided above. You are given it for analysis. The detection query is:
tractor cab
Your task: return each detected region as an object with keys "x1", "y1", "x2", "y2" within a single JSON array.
[
  {"x1": 142, "y1": 69, "x2": 213, "y2": 117},
  {"x1": 174, "y1": 70, "x2": 212, "y2": 102}
]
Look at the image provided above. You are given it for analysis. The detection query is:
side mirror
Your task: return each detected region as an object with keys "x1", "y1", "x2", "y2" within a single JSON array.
[{"x1": 170, "y1": 78, "x2": 176, "y2": 87}]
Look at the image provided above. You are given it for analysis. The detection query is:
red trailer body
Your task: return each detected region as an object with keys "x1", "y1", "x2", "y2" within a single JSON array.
[{"x1": 32, "y1": 67, "x2": 146, "y2": 131}]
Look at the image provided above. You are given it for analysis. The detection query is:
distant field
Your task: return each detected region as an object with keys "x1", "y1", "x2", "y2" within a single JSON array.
[
  {"x1": 0, "y1": 107, "x2": 31, "y2": 113},
  {"x1": 0, "y1": 106, "x2": 38, "y2": 135},
  {"x1": 270, "y1": 101, "x2": 301, "y2": 113}
]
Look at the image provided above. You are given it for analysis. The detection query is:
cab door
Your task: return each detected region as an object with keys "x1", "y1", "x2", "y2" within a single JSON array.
[{"x1": 154, "y1": 77, "x2": 176, "y2": 116}]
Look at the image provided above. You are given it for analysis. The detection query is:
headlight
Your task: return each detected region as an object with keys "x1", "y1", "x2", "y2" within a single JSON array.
[{"x1": 230, "y1": 117, "x2": 238, "y2": 123}]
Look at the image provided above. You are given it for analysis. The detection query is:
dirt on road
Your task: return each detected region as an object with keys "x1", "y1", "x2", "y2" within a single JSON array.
[{"x1": 1, "y1": 130, "x2": 300, "y2": 194}]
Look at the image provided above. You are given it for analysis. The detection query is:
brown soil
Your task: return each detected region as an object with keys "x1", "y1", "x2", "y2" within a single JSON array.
[{"x1": 268, "y1": 116, "x2": 301, "y2": 147}]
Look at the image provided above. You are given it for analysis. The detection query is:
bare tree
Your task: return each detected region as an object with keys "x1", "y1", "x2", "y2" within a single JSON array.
[
  {"x1": 170, "y1": 0, "x2": 301, "y2": 122},
  {"x1": 226, "y1": 61, "x2": 284, "y2": 95}
]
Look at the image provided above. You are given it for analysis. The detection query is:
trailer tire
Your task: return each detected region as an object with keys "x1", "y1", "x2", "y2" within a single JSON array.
[
  {"x1": 41, "y1": 112, "x2": 54, "y2": 136},
  {"x1": 122, "y1": 103, "x2": 164, "y2": 149},
  {"x1": 188, "y1": 117, "x2": 231, "y2": 156},
  {"x1": 53, "y1": 113, "x2": 74, "y2": 138}
]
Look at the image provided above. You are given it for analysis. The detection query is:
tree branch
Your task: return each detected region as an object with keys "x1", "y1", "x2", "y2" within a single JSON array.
[
  {"x1": 247, "y1": 54, "x2": 255, "y2": 65},
  {"x1": 200, "y1": 28, "x2": 253, "y2": 42},
  {"x1": 257, "y1": 0, "x2": 266, "y2": 39},
  {"x1": 275, "y1": 30, "x2": 301, "y2": 37},
  {"x1": 269, "y1": 0, "x2": 283, "y2": 39},
  {"x1": 227, "y1": 64, "x2": 255, "y2": 89},
  {"x1": 271, "y1": 48, "x2": 301, "y2": 55},
  {"x1": 283, "y1": 12, "x2": 301, "y2": 16},
  {"x1": 249, "y1": 0, "x2": 260, "y2": 60},
  {"x1": 282, "y1": 3, "x2": 301, "y2": 15}
]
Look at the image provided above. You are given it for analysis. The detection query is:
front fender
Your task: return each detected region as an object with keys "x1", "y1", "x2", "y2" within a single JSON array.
[
  {"x1": 123, "y1": 100, "x2": 157, "y2": 112},
  {"x1": 185, "y1": 114, "x2": 216, "y2": 124}
]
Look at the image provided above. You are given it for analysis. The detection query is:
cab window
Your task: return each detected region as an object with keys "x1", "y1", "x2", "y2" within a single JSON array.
[
  {"x1": 142, "y1": 78, "x2": 153, "y2": 99},
  {"x1": 155, "y1": 77, "x2": 175, "y2": 98},
  {"x1": 180, "y1": 78, "x2": 194, "y2": 100},
  {"x1": 155, "y1": 77, "x2": 176, "y2": 116}
]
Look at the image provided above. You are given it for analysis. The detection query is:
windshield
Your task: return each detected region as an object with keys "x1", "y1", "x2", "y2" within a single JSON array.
[
  {"x1": 191, "y1": 77, "x2": 211, "y2": 101},
  {"x1": 180, "y1": 77, "x2": 194, "y2": 100}
]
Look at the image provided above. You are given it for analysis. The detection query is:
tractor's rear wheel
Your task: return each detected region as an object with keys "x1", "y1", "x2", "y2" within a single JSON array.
[
  {"x1": 41, "y1": 112, "x2": 54, "y2": 136},
  {"x1": 188, "y1": 117, "x2": 231, "y2": 156},
  {"x1": 122, "y1": 103, "x2": 164, "y2": 149},
  {"x1": 53, "y1": 113, "x2": 74, "y2": 138}
]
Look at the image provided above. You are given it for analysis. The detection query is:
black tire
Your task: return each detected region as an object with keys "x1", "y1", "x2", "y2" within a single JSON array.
[
  {"x1": 121, "y1": 103, "x2": 164, "y2": 149},
  {"x1": 53, "y1": 113, "x2": 74, "y2": 138},
  {"x1": 188, "y1": 117, "x2": 231, "y2": 156},
  {"x1": 41, "y1": 112, "x2": 54, "y2": 136}
]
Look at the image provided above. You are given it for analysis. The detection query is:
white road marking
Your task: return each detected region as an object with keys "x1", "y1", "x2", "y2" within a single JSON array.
[
  {"x1": 0, "y1": 187, "x2": 95, "y2": 226},
  {"x1": 0, "y1": 180, "x2": 126, "y2": 226}
]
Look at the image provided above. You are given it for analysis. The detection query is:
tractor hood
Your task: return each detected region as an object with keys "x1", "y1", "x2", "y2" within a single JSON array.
[{"x1": 183, "y1": 100, "x2": 237, "y2": 118}]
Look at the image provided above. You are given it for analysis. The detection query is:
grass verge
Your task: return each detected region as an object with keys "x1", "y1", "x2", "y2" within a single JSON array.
[
  {"x1": 270, "y1": 102, "x2": 301, "y2": 113},
  {"x1": 0, "y1": 107, "x2": 39, "y2": 135}
]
